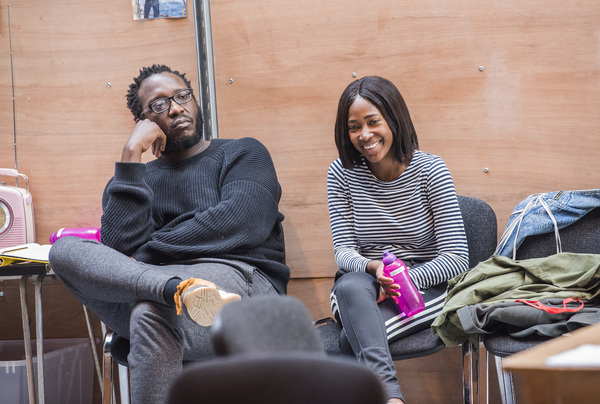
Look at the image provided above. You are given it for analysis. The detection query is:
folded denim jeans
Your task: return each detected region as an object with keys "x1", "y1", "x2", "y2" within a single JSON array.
[{"x1": 495, "y1": 189, "x2": 600, "y2": 259}]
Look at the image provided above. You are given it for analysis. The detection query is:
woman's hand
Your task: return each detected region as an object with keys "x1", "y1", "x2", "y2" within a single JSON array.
[{"x1": 366, "y1": 260, "x2": 402, "y2": 303}]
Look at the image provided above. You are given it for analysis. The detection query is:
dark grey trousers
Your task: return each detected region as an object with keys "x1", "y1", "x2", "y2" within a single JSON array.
[
  {"x1": 331, "y1": 271, "x2": 447, "y2": 402},
  {"x1": 49, "y1": 237, "x2": 277, "y2": 404}
]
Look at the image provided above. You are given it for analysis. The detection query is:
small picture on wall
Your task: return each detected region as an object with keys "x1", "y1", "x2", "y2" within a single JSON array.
[{"x1": 132, "y1": 0, "x2": 187, "y2": 20}]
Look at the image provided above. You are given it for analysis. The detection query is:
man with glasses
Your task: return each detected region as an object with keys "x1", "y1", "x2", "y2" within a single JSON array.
[{"x1": 49, "y1": 64, "x2": 289, "y2": 404}]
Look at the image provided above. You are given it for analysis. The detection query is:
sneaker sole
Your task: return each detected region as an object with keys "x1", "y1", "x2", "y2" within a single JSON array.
[{"x1": 183, "y1": 287, "x2": 241, "y2": 326}]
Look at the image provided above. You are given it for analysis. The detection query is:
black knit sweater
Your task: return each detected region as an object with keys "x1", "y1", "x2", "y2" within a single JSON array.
[{"x1": 100, "y1": 137, "x2": 289, "y2": 293}]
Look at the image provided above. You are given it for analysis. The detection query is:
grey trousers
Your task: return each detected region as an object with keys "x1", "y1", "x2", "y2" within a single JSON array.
[
  {"x1": 331, "y1": 271, "x2": 405, "y2": 401},
  {"x1": 331, "y1": 271, "x2": 447, "y2": 402},
  {"x1": 49, "y1": 237, "x2": 277, "y2": 404}
]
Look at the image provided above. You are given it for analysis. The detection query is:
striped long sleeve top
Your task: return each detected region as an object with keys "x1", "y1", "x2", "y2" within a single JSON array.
[{"x1": 327, "y1": 150, "x2": 469, "y2": 290}]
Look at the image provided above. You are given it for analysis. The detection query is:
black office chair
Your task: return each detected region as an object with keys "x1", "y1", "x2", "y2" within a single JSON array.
[
  {"x1": 167, "y1": 352, "x2": 386, "y2": 404},
  {"x1": 481, "y1": 207, "x2": 600, "y2": 404},
  {"x1": 315, "y1": 195, "x2": 498, "y2": 404},
  {"x1": 210, "y1": 294, "x2": 325, "y2": 355},
  {"x1": 168, "y1": 295, "x2": 386, "y2": 404},
  {"x1": 103, "y1": 295, "x2": 376, "y2": 404},
  {"x1": 104, "y1": 293, "x2": 322, "y2": 404}
]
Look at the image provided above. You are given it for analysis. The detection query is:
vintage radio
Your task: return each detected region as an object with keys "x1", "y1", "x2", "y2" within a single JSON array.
[{"x1": 0, "y1": 168, "x2": 35, "y2": 249}]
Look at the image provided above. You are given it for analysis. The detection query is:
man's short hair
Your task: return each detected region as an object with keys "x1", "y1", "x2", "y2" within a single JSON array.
[{"x1": 126, "y1": 64, "x2": 194, "y2": 121}]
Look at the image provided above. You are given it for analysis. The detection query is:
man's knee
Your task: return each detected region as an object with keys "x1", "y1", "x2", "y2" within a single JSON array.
[
  {"x1": 49, "y1": 236, "x2": 99, "y2": 260},
  {"x1": 49, "y1": 236, "x2": 87, "y2": 274}
]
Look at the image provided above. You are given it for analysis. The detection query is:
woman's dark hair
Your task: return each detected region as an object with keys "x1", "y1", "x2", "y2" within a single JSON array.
[
  {"x1": 126, "y1": 64, "x2": 194, "y2": 121},
  {"x1": 334, "y1": 76, "x2": 419, "y2": 169}
]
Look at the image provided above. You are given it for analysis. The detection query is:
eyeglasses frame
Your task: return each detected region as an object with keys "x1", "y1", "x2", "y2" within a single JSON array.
[{"x1": 141, "y1": 88, "x2": 194, "y2": 117}]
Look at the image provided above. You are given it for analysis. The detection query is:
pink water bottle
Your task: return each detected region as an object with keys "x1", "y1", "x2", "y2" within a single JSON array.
[
  {"x1": 382, "y1": 250, "x2": 425, "y2": 317},
  {"x1": 49, "y1": 227, "x2": 101, "y2": 244}
]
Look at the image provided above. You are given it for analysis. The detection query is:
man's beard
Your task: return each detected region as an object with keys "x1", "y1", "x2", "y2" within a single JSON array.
[{"x1": 163, "y1": 107, "x2": 204, "y2": 153}]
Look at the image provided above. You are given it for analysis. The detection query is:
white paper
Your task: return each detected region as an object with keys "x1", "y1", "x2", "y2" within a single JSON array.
[
  {"x1": 0, "y1": 243, "x2": 51, "y2": 265},
  {"x1": 545, "y1": 344, "x2": 600, "y2": 368}
]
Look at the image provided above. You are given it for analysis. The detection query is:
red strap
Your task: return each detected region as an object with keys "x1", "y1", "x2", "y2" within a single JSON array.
[{"x1": 516, "y1": 298, "x2": 584, "y2": 314}]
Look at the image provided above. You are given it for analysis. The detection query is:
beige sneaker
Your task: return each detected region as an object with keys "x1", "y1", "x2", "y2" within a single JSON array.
[{"x1": 174, "y1": 278, "x2": 241, "y2": 326}]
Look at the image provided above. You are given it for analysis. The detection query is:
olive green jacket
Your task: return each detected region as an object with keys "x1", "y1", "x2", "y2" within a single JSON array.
[{"x1": 431, "y1": 253, "x2": 600, "y2": 347}]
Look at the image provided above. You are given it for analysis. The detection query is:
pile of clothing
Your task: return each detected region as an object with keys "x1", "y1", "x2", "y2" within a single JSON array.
[
  {"x1": 431, "y1": 253, "x2": 600, "y2": 346},
  {"x1": 432, "y1": 189, "x2": 600, "y2": 347}
]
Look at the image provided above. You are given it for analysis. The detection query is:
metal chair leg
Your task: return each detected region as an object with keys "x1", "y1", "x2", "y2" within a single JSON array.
[
  {"x1": 83, "y1": 305, "x2": 103, "y2": 390},
  {"x1": 494, "y1": 355, "x2": 516, "y2": 404},
  {"x1": 481, "y1": 349, "x2": 489, "y2": 404},
  {"x1": 462, "y1": 338, "x2": 480, "y2": 404},
  {"x1": 34, "y1": 273, "x2": 46, "y2": 404},
  {"x1": 103, "y1": 332, "x2": 115, "y2": 404},
  {"x1": 462, "y1": 342, "x2": 471, "y2": 404},
  {"x1": 19, "y1": 276, "x2": 36, "y2": 404},
  {"x1": 118, "y1": 364, "x2": 130, "y2": 404}
]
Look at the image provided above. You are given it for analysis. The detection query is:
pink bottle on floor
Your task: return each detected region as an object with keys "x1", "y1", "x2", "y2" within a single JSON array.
[
  {"x1": 382, "y1": 250, "x2": 425, "y2": 317},
  {"x1": 49, "y1": 227, "x2": 101, "y2": 244}
]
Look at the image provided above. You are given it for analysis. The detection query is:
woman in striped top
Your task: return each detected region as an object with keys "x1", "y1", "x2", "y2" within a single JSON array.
[{"x1": 328, "y1": 76, "x2": 469, "y2": 404}]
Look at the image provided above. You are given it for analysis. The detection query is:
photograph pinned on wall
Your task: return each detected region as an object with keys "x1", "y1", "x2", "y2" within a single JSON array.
[{"x1": 132, "y1": 0, "x2": 187, "y2": 20}]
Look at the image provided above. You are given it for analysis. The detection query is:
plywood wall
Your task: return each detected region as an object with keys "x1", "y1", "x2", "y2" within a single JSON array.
[
  {"x1": 0, "y1": 0, "x2": 199, "y2": 348},
  {"x1": 208, "y1": 0, "x2": 600, "y2": 281},
  {"x1": 0, "y1": 0, "x2": 198, "y2": 242},
  {"x1": 2, "y1": 0, "x2": 599, "y2": 284}
]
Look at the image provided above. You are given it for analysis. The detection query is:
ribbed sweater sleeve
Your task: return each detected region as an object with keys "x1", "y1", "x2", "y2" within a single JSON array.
[{"x1": 100, "y1": 162, "x2": 154, "y2": 255}]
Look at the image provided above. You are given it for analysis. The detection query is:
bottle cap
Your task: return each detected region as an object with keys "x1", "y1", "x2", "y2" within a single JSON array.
[{"x1": 382, "y1": 250, "x2": 396, "y2": 265}]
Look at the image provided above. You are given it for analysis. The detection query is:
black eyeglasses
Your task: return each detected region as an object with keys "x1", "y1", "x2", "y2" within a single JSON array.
[{"x1": 143, "y1": 88, "x2": 193, "y2": 115}]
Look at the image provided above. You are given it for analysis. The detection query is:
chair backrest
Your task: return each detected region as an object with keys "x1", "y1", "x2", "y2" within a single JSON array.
[
  {"x1": 211, "y1": 295, "x2": 325, "y2": 356},
  {"x1": 515, "y1": 207, "x2": 600, "y2": 259},
  {"x1": 187, "y1": 296, "x2": 386, "y2": 404},
  {"x1": 167, "y1": 353, "x2": 386, "y2": 404},
  {"x1": 457, "y1": 195, "x2": 498, "y2": 268}
]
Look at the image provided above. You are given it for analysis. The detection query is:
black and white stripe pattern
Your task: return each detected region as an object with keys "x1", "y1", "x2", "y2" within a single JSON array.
[
  {"x1": 327, "y1": 151, "x2": 469, "y2": 291},
  {"x1": 330, "y1": 284, "x2": 448, "y2": 343},
  {"x1": 383, "y1": 288, "x2": 447, "y2": 341}
]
